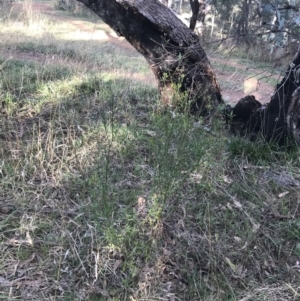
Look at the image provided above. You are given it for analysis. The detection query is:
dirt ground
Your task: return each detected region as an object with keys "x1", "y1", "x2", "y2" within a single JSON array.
[{"x1": 8, "y1": 0, "x2": 279, "y2": 104}]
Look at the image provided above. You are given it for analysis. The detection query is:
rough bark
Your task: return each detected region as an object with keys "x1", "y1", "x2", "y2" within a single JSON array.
[
  {"x1": 76, "y1": 0, "x2": 223, "y2": 115},
  {"x1": 228, "y1": 47, "x2": 300, "y2": 144},
  {"x1": 263, "y1": 48, "x2": 300, "y2": 144}
]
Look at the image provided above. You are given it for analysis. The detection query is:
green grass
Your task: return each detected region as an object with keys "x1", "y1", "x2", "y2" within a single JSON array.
[{"x1": 0, "y1": 1, "x2": 300, "y2": 301}]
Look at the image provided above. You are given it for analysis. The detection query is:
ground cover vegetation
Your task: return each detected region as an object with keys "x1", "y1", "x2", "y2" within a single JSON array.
[{"x1": 0, "y1": 1, "x2": 300, "y2": 300}]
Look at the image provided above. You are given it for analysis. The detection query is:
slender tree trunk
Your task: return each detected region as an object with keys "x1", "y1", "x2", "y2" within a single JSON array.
[
  {"x1": 189, "y1": 0, "x2": 200, "y2": 31},
  {"x1": 76, "y1": 0, "x2": 223, "y2": 115},
  {"x1": 236, "y1": 0, "x2": 251, "y2": 44},
  {"x1": 177, "y1": 0, "x2": 183, "y2": 14},
  {"x1": 189, "y1": 0, "x2": 208, "y2": 34}
]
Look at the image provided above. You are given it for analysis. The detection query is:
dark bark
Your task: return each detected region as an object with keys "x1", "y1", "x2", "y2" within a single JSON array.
[
  {"x1": 226, "y1": 95, "x2": 262, "y2": 139},
  {"x1": 262, "y1": 48, "x2": 300, "y2": 143},
  {"x1": 76, "y1": 0, "x2": 223, "y2": 115},
  {"x1": 189, "y1": 0, "x2": 200, "y2": 31},
  {"x1": 189, "y1": 0, "x2": 209, "y2": 34},
  {"x1": 228, "y1": 48, "x2": 300, "y2": 144}
]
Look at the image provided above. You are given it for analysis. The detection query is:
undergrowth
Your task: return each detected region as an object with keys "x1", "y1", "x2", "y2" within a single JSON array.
[{"x1": 0, "y1": 1, "x2": 300, "y2": 300}]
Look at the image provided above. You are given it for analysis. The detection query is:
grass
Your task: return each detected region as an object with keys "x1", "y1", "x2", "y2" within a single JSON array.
[{"x1": 0, "y1": 1, "x2": 300, "y2": 300}]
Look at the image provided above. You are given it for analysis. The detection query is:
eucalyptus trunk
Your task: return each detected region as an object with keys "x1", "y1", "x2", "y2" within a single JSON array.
[{"x1": 77, "y1": 0, "x2": 223, "y2": 115}]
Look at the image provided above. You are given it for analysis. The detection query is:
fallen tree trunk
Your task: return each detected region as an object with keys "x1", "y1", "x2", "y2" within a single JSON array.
[{"x1": 77, "y1": 0, "x2": 223, "y2": 115}]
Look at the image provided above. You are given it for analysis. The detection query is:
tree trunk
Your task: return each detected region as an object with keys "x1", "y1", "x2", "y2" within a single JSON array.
[
  {"x1": 189, "y1": 0, "x2": 209, "y2": 35},
  {"x1": 178, "y1": 0, "x2": 183, "y2": 14},
  {"x1": 236, "y1": 0, "x2": 251, "y2": 44},
  {"x1": 76, "y1": 0, "x2": 300, "y2": 144},
  {"x1": 263, "y1": 48, "x2": 300, "y2": 144},
  {"x1": 189, "y1": 0, "x2": 200, "y2": 31},
  {"x1": 76, "y1": 0, "x2": 223, "y2": 115},
  {"x1": 228, "y1": 46, "x2": 300, "y2": 144}
]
